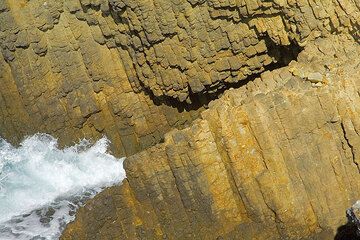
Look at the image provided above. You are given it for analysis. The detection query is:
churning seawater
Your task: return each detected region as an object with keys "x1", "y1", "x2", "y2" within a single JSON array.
[{"x1": 0, "y1": 134, "x2": 126, "y2": 240}]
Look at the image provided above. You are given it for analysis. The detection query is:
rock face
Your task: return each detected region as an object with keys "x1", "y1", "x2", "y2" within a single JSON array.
[
  {"x1": 107, "y1": 0, "x2": 358, "y2": 102},
  {"x1": 1, "y1": 0, "x2": 359, "y2": 154},
  {"x1": 60, "y1": 35, "x2": 360, "y2": 239},
  {"x1": 0, "y1": 0, "x2": 206, "y2": 156},
  {"x1": 1, "y1": 0, "x2": 360, "y2": 239}
]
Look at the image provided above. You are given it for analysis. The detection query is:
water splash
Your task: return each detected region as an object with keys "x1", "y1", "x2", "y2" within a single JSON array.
[{"x1": 0, "y1": 134, "x2": 126, "y2": 239}]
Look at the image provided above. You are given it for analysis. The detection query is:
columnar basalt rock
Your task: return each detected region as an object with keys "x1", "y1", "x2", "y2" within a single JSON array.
[
  {"x1": 106, "y1": 0, "x2": 359, "y2": 102},
  {"x1": 61, "y1": 36, "x2": 360, "y2": 239},
  {"x1": 1, "y1": 0, "x2": 359, "y2": 156},
  {"x1": 0, "y1": 0, "x2": 206, "y2": 156},
  {"x1": 1, "y1": 0, "x2": 360, "y2": 239}
]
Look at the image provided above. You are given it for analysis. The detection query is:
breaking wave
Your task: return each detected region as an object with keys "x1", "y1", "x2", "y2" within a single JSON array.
[{"x1": 0, "y1": 134, "x2": 126, "y2": 239}]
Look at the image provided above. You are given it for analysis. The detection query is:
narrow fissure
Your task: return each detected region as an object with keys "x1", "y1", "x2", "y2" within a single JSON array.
[{"x1": 340, "y1": 122, "x2": 360, "y2": 173}]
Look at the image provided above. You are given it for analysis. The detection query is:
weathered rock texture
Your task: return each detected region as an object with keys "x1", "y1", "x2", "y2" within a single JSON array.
[
  {"x1": 61, "y1": 36, "x2": 360, "y2": 239},
  {"x1": 107, "y1": 0, "x2": 359, "y2": 101},
  {"x1": 1, "y1": 0, "x2": 360, "y2": 239},
  {"x1": 0, "y1": 0, "x2": 207, "y2": 156},
  {"x1": 1, "y1": 0, "x2": 359, "y2": 155}
]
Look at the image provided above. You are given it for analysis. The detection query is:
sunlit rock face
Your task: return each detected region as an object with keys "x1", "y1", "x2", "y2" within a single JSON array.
[
  {"x1": 1, "y1": 0, "x2": 359, "y2": 155},
  {"x1": 0, "y1": 0, "x2": 206, "y2": 157},
  {"x1": 1, "y1": 0, "x2": 360, "y2": 239},
  {"x1": 62, "y1": 36, "x2": 360, "y2": 239},
  {"x1": 102, "y1": 0, "x2": 359, "y2": 102}
]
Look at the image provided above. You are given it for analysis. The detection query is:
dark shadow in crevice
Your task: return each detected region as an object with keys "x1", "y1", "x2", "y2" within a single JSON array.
[
  {"x1": 80, "y1": 1, "x2": 303, "y2": 114},
  {"x1": 142, "y1": 38, "x2": 303, "y2": 113},
  {"x1": 334, "y1": 222, "x2": 360, "y2": 240}
]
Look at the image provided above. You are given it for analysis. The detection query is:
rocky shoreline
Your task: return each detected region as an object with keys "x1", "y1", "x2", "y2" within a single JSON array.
[
  {"x1": 61, "y1": 35, "x2": 360, "y2": 239},
  {"x1": 1, "y1": 0, "x2": 360, "y2": 239}
]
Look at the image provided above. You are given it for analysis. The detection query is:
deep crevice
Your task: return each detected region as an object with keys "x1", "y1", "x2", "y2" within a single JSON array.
[
  {"x1": 141, "y1": 38, "x2": 303, "y2": 113},
  {"x1": 79, "y1": 1, "x2": 304, "y2": 114}
]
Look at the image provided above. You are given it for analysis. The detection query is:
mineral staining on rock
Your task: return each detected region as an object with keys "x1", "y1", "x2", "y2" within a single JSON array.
[{"x1": 1, "y1": 0, "x2": 360, "y2": 239}]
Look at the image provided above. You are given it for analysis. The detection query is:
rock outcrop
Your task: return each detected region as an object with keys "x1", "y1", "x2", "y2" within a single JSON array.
[
  {"x1": 1, "y1": 0, "x2": 360, "y2": 239},
  {"x1": 1, "y1": 0, "x2": 359, "y2": 155},
  {"x1": 107, "y1": 0, "x2": 359, "y2": 102},
  {"x1": 61, "y1": 35, "x2": 360, "y2": 239},
  {"x1": 0, "y1": 0, "x2": 206, "y2": 156}
]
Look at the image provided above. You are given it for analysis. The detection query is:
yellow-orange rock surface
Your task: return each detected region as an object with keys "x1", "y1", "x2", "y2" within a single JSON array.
[
  {"x1": 62, "y1": 35, "x2": 360, "y2": 239},
  {"x1": 1, "y1": 0, "x2": 360, "y2": 239}
]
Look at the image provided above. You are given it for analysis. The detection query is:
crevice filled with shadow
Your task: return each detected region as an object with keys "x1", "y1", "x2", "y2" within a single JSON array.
[
  {"x1": 141, "y1": 38, "x2": 303, "y2": 113},
  {"x1": 335, "y1": 222, "x2": 360, "y2": 240}
]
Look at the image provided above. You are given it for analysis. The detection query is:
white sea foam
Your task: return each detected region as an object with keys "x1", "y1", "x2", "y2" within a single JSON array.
[{"x1": 0, "y1": 134, "x2": 126, "y2": 239}]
